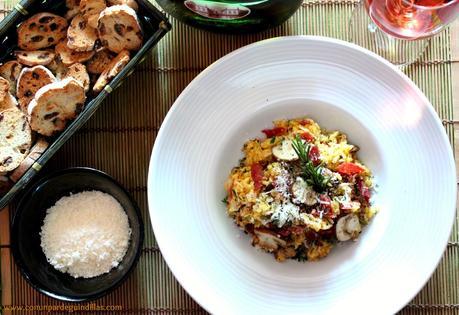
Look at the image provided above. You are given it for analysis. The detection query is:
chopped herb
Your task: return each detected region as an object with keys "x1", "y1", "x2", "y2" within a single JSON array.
[
  {"x1": 222, "y1": 196, "x2": 228, "y2": 204},
  {"x1": 294, "y1": 246, "x2": 308, "y2": 262},
  {"x1": 270, "y1": 136, "x2": 276, "y2": 144},
  {"x1": 291, "y1": 134, "x2": 329, "y2": 193}
]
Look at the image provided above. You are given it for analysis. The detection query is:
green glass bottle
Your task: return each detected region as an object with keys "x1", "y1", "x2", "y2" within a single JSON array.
[{"x1": 156, "y1": 0, "x2": 303, "y2": 33}]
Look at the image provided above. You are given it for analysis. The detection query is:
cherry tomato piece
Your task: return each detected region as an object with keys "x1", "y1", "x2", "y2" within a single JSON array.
[
  {"x1": 300, "y1": 131, "x2": 315, "y2": 142},
  {"x1": 336, "y1": 162, "x2": 364, "y2": 176},
  {"x1": 261, "y1": 127, "x2": 286, "y2": 138},
  {"x1": 308, "y1": 145, "x2": 321, "y2": 166}
]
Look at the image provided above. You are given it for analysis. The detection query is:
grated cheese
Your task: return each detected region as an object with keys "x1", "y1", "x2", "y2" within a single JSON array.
[
  {"x1": 273, "y1": 163, "x2": 291, "y2": 198},
  {"x1": 270, "y1": 201, "x2": 300, "y2": 227},
  {"x1": 40, "y1": 190, "x2": 131, "y2": 278}
]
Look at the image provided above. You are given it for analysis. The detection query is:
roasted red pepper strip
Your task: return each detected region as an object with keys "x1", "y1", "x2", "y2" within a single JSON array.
[
  {"x1": 251, "y1": 163, "x2": 264, "y2": 192},
  {"x1": 308, "y1": 145, "x2": 321, "y2": 166},
  {"x1": 300, "y1": 131, "x2": 315, "y2": 143},
  {"x1": 261, "y1": 127, "x2": 286, "y2": 138},
  {"x1": 336, "y1": 162, "x2": 364, "y2": 176}
]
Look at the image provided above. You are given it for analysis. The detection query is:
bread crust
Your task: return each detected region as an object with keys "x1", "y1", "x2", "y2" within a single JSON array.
[{"x1": 93, "y1": 50, "x2": 129, "y2": 93}]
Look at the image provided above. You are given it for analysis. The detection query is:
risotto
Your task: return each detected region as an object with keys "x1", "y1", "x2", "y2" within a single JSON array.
[{"x1": 223, "y1": 117, "x2": 377, "y2": 262}]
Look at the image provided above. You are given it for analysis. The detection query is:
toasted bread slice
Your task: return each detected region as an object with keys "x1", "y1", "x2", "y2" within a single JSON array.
[
  {"x1": 80, "y1": 0, "x2": 106, "y2": 28},
  {"x1": 0, "y1": 93, "x2": 19, "y2": 112},
  {"x1": 16, "y1": 65, "x2": 56, "y2": 112},
  {"x1": 0, "y1": 77, "x2": 10, "y2": 104},
  {"x1": 0, "y1": 109, "x2": 32, "y2": 172},
  {"x1": 67, "y1": 14, "x2": 98, "y2": 52},
  {"x1": 47, "y1": 56, "x2": 67, "y2": 79},
  {"x1": 64, "y1": 63, "x2": 90, "y2": 92},
  {"x1": 17, "y1": 12, "x2": 68, "y2": 50},
  {"x1": 98, "y1": 5, "x2": 142, "y2": 53},
  {"x1": 86, "y1": 49, "x2": 114, "y2": 74},
  {"x1": 0, "y1": 61, "x2": 23, "y2": 95},
  {"x1": 93, "y1": 50, "x2": 129, "y2": 93},
  {"x1": 65, "y1": 0, "x2": 81, "y2": 20},
  {"x1": 14, "y1": 50, "x2": 55, "y2": 67},
  {"x1": 55, "y1": 40, "x2": 95, "y2": 65},
  {"x1": 28, "y1": 78, "x2": 86, "y2": 136}
]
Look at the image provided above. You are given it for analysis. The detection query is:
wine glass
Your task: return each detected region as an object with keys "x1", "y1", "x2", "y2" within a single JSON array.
[{"x1": 349, "y1": 0, "x2": 459, "y2": 66}]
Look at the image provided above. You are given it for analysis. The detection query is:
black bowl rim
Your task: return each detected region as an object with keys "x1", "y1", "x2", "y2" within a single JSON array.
[{"x1": 11, "y1": 167, "x2": 145, "y2": 302}]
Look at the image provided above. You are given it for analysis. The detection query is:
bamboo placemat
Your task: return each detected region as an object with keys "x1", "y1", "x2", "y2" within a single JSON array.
[{"x1": 1, "y1": 1, "x2": 458, "y2": 314}]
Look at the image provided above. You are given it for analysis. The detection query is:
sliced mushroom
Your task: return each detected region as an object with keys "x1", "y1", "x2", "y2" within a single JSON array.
[
  {"x1": 253, "y1": 229, "x2": 286, "y2": 252},
  {"x1": 336, "y1": 214, "x2": 362, "y2": 241},
  {"x1": 272, "y1": 139, "x2": 298, "y2": 161},
  {"x1": 292, "y1": 177, "x2": 317, "y2": 205}
]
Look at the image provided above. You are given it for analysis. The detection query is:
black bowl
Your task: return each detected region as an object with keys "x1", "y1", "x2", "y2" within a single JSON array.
[{"x1": 11, "y1": 167, "x2": 144, "y2": 302}]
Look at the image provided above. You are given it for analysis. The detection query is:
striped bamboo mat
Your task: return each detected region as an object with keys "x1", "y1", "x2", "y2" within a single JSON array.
[{"x1": 1, "y1": 1, "x2": 458, "y2": 314}]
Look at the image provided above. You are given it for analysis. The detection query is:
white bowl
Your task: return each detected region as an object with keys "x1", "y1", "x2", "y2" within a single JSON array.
[{"x1": 148, "y1": 36, "x2": 456, "y2": 315}]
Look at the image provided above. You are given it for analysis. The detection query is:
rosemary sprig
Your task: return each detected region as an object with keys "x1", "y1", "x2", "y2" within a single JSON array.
[{"x1": 291, "y1": 135, "x2": 329, "y2": 193}]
